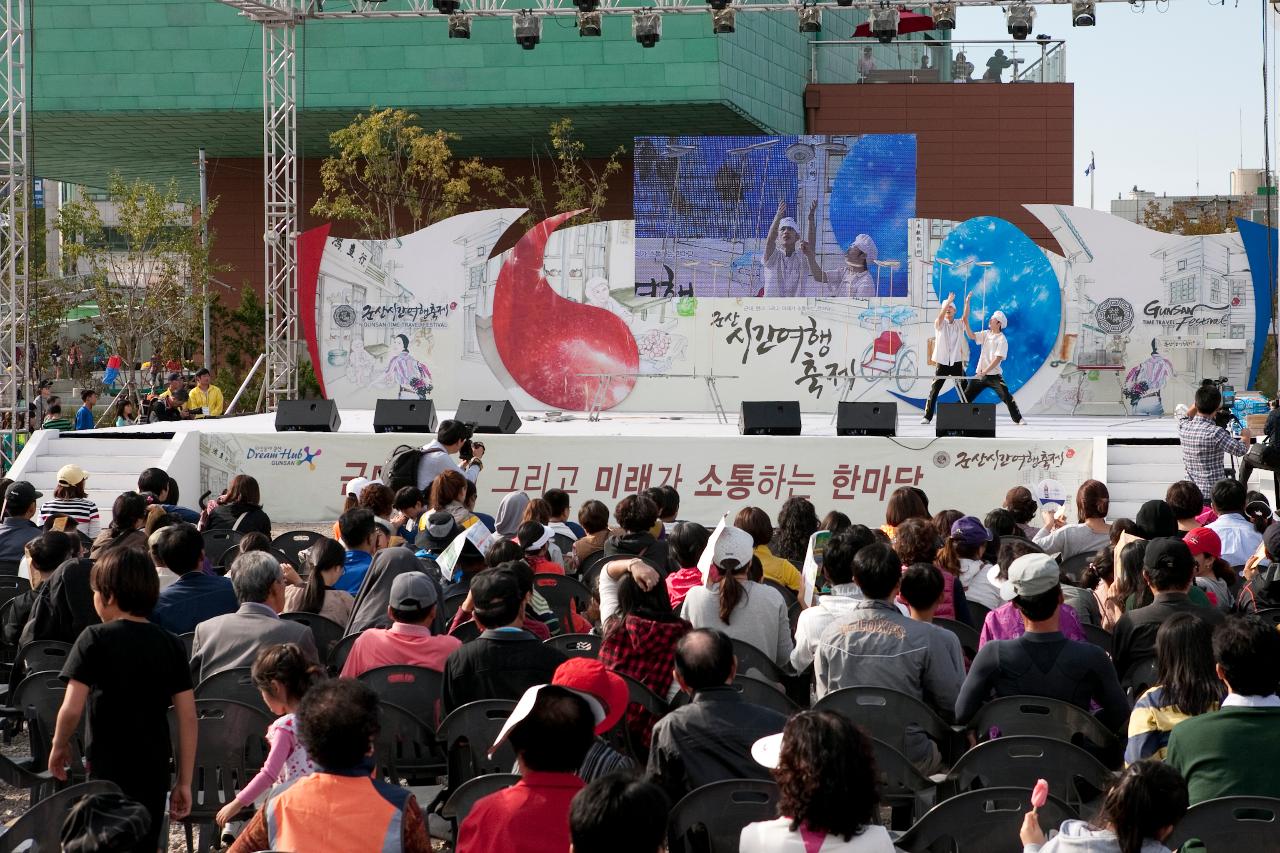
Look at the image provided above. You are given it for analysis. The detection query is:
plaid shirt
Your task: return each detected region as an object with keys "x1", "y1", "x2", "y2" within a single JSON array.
[
  {"x1": 600, "y1": 615, "x2": 691, "y2": 750},
  {"x1": 1178, "y1": 414, "x2": 1248, "y2": 497}
]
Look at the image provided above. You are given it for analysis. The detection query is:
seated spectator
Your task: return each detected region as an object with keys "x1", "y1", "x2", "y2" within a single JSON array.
[
  {"x1": 1126, "y1": 613, "x2": 1223, "y2": 765},
  {"x1": 20, "y1": 552, "x2": 98, "y2": 646},
  {"x1": 358, "y1": 482, "x2": 396, "y2": 536},
  {"x1": 893, "y1": 517, "x2": 970, "y2": 625},
  {"x1": 336, "y1": 508, "x2": 388, "y2": 595},
  {"x1": 138, "y1": 467, "x2": 200, "y2": 524},
  {"x1": 552, "y1": 659, "x2": 636, "y2": 781},
  {"x1": 1033, "y1": 479, "x2": 1112, "y2": 561},
  {"x1": 415, "y1": 510, "x2": 459, "y2": 571},
  {"x1": 880, "y1": 487, "x2": 928, "y2": 541},
  {"x1": 204, "y1": 474, "x2": 272, "y2": 538},
  {"x1": 1166, "y1": 480, "x2": 1205, "y2": 534},
  {"x1": 149, "y1": 388, "x2": 189, "y2": 422},
  {"x1": 464, "y1": 481, "x2": 495, "y2": 533},
  {"x1": 901, "y1": 563, "x2": 946, "y2": 623},
  {"x1": 646, "y1": 629, "x2": 787, "y2": 804},
  {"x1": 821, "y1": 511, "x2": 852, "y2": 533},
  {"x1": 939, "y1": 516, "x2": 1002, "y2": 610},
  {"x1": 341, "y1": 572, "x2": 461, "y2": 677},
  {"x1": 1003, "y1": 485, "x2": 1040, "y2": 539},
  {"x1": 980, "y1": 538, "x2": 1088, "y2": 646},
  {"x1": 3, "y1": 531, "x2": 73, "y2": 646},
  {"x1": 544, "y1": 487, "x2": 585, "y2": 544},
  {"x1": 450, "y1": 557, "x2": 555, "y2": 640},
  {"x1": 814, "y1": 543, "x2": 963, "y2": 774},
  {"x1": 1081, "y1": 547, "x2": 1122, "y2": 630},
  {"x1": 330, "y1": 477, "x2": 369, "y2": 540},
  {"x1": 1112, "y1": 538, "x2": 1225, "y2": 687},
  {"x1": 1134, "y1": 499, "x2": 1179, "y2": 540},
  {"x1": 1166, "y1": 616, "x2": 1280, "y2": 803},
  {"x1": 441, "y1": 567, "x2": 566, "y2": 713},
  {"x1": 38, "y1": 464, "x2": 101, "y2": 538},
  {"x1": 41, "y1": 402, "x2": 72, "y2": 432},
  {"x1": 573, "y1": 499, "x2": 611, "y2": 566},
  {"x1": 678, "y1": 526, "x2": 793, "y2": 668},
  {"x1": 603, "y1": 494, "x2": 670, "y2": 579},
  {"x1": 769, "y1": 497, "x2": 817, "y2": 571},
  {"x1": 229, "y1": 679, "x2": 431, "y2": 852},
  {"x1": 429, "y1": 469, "x2": 479, "y2": 529},
  {"x1": 955, "y1": 553, "x2": 1129, "y2": 733},
  {"x1": 348, "y1": 545, "x2": 446, "y2": 635},
  {"x1": 735, "y1": 506, "x2": 803, "y2": 592},
  {"x1": 150, "y1": 523, "x2": 238, "y2": 635},
  {"x1": 457, "y1": 684, "x2": 601, "y2": 853},
  {"x1": 1019, "y1": 760, "x2": 1188, "y2": 853},
  {"x1": 741, "y1": 711, "x2": 894, "y2": 853},
  {"x1": 494, "y1": 491, "x2": 529, "y2": 538},
  {"x1": 284, "y1": 537, "x2": 355, "y2": 625},
  {"x1": 664, "y1": 521, "x2": 710, "y2": 610},
  {"x1": 190, "y1": 552, "x2": 319, "y2": 683},
  {"x1": 791, "y1": 526, "x2": 878, "y2": 673},
  {"x1": 0, "y1": 481, "x2": 42, "y2": 568},
  {"x1": 1206, "y1": 478, "x2": 1263, "y2": 567},
  {"x1": 570, "y1": 773, "x2": 669, "y2": 853},
  {"x1": 1183, "y1": 527, "x2": 1235, "y2": 612},
  {"x1": 89, "y1": 492, "x2": 149, "y2": 559},
  {"x1": 517, "y1": 521, "x2": 563, "y2": 575},
  {"x1": 390, "y1": 486, "x2": 425, "y2": 543},
  {"x1": 1237, "y1": 521, "x2": 1280, "y2": 613}
]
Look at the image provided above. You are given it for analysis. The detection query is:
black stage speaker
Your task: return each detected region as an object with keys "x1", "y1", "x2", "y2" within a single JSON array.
[
  {"x1": 456, "y1": 399, "x2": 522, "y2": 434},
  {"x1": 275, "y1": 399, "x2": 341, "y2": 433},
  {"x1": 937, "y1": 402, "x2": 995, "y2": 438},
  {"x1": 373, "y1": 399, "x2": 438, "y2": 434},
  {"x1": 836, "y1": 402, "x2": 897, "y2": 437},
  {"x1": 739, "y1": 401, "x2": 802, "y2": 436}
]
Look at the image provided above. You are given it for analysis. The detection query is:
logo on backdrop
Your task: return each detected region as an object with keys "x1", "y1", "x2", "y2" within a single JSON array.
[
  {"x1": 1142, "y1": 300, "x2": 1229, "y2": 332},
  {"x1": 245, "y1": 445, "x2": 323, "y2": 469},
  {"x1": 1094, "y1": 298, "x2": 1134, "y2": 334},
  {"x1": 359, "y1": 302, "x2": 455, "y2": 328},
  {"x1": 333, "y1": 305, "x2": 357, "y2": 328}
]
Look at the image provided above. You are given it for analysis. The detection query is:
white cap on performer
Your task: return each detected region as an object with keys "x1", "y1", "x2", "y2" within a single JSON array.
[{"x1": 990, "y1": 310, "x2": 1008, "y2": 329}]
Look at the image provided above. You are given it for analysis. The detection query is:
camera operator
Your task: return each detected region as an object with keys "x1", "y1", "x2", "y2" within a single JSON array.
[
  {"x1": 416, "y1": 419, "x2": 486, "y2": 491},
  {"x1": 1179, "y1": 384, "x2": 1253, "y2": 499}
]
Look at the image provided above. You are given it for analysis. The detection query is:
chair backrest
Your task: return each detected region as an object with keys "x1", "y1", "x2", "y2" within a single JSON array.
[
  {"x1": 1167, "y1": 795, "x2": 1280, "y2": 851},
  {"x1": 11, "y1": 670, "x2": 79, "y2": 772},
  {"x1": 357, "y1": 664, "x2": 445, "y2": 728},
  {"x1": 0, "y1": 575, "x2": 30, "y2": 610},
  {"x1": 168, "y1": 699, "x2": 272, "y2": 823},
  {"x1": 449, "y1": 620, "x2": 482, "y2": 643},
  {"x1": 440, "y1": 591, "x2": 469, "y2": 626},
  {"x1": 667, "y1": 779, "x2": 780, "y2": 853},
  {"x1": 375, "y1": 701, "x2": 448, "y2": 785},
  {"x1": 532, "y1": 573, "x2": 590, "y2": 634},
  {"x1": 968, "y1": 695, "x2": 1122, "y2": 766},
  {"x1": 0, "y1": 780, "x2": 121, "y2": 853},
  {"x1": 934, "y1": 618, "x2": 979, "y2": 660},
  {"x1": 441, "y1": 773, "x2": 521, "y2": 823},
  {"x1": 895, "y1": 786, "x2": 1078, "y2": 853},
  {"x1": 1252, "y1": 607, "x2": 1280, "y2": 628},
  {"x1": 271, "y1": 530, "x2": 326, "y2": 568},
  {"x1": 1124, "y1": 657, "x2": 1159, "y2": 699},
  {"x1": 0, "y1": 598, "x2": 15, "y2": 664},
  {"x1": 577, "y1": 551, "x2": 607, "y2": 592},
  {"x1": 734, "y1": 675, "x2": 802, "y2": 716},
  {"x1": 194, "y1": 667, "x2": 270, "y2": 715},
  {"x1": 1082, "y1": 622, "x2": 1113, "y2": 653},
  {"x1": 966, "y1": 600, "x2": 992, "y2": 632},
  {"x1": 543, "y1": 633, "x2": 601, "y2": 659},
  {"x1": 279, "y1": 611, "x2": 345, "y2": 659},
  {"x1": 868, "y1": 737, "x2": 939, "y2": 831},
  {"x1": 763, "y1": 579, "x2": 798, "y2": 608},
  {"x1": 15, "y1": 640, "x2": 73, "y2": 678},
  {"x1": 813, "y1": 685, "x2": 961, "y2": 765},
  {"x1": 945, "y1": 735, "x2": 1112, "y2": 808},
  {"x1": 729, "y1": 638, "x2": 788, "y2": 688},
  {"x1": 437, "y1": 699, "x2": 518, "y2": 790},
  {"x1": 1058, "y1": 552, "x2": 1094, "y2": 584},
  {"x1": 201, "y1": 529, "x2": 243, "y2": 565},
  {"x1": 327, "y1": 632, "x2": 361, "y2": 675}
]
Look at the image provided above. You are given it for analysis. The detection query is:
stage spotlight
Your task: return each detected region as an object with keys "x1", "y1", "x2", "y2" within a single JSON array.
[
  {"x1": 573, "y1": 0, "x2": 598, "y2": 9},
  {"x1": 433, "y1": 0, "x2": 460, "y2": 13},
  {"x1": 1071, "y1": 0, "x2": 1096, "y2": 26},
  {"x1": 712, "y1": 7, "x2": 735, "y2": 33},
  {"x1": 797, "y1": 3, "x2": 821, "y2": 33},
  {"x1": 835, "y1": 0, "x2": 852, "y2": 6},
  {"x1": 870, "y1": 3, "x2": 900, "y2": 43},
  {"x1": 447, "y1": 11, "x2": 471, "y2": 37},
  {"x1": 633, "y1": 9, "x2": 661, "y2": 47},
  {"x1": 707, "y1": 0, "x2": 732, "y2": 11},
  {"x1": 576, "y1": 9, "x2": 601, "y2": 35},
  {"x1": 513, "y1": 10, "x2": 540, "y2": 49},
  {"x1": 1005, "y1": 1, "x2": 1034, "y2": 40},
  {"x1": 930, "y1": 1, "x2": 955, "y2": 30}
]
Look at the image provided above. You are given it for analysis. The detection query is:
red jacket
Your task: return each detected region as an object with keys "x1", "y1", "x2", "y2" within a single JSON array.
[{"x1": 455, "y1": 771, "x2": 584, "y2": 853}]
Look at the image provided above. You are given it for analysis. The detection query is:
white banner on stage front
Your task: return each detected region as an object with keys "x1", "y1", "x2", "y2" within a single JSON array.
[{"x1": 199, "y1": 431, "x2": 1093, "y2": 526}]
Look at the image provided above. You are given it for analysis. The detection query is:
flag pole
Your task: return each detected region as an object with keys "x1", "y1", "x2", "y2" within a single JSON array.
[{"x1": 1089, "y1": 150, "x2": 1095, "y2": 210}]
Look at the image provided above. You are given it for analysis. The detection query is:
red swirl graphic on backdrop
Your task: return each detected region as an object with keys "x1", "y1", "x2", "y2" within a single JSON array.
[{"x1": 493, "y1": 211, "x2": 639, "y2": 410}]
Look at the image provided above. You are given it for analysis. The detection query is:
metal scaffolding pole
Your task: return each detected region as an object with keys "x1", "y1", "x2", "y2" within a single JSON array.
[{"x1": 0, "y1": 0, "x2": 27, "y2": 469}]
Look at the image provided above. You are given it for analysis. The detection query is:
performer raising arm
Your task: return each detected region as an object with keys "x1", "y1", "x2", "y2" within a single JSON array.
[
  {"x1": 921, "y1": 292, "x2": 971, "y2": 425},
  {"x1": 961, "y1": 309, "x2": 1026, "y2": 426},
  {"x1": 762, "y1": 200, "x2": 823, "y2": 298}
]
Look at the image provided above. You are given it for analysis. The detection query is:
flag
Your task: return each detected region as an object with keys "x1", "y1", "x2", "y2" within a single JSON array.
[{"x1": 1084, "y1": 153, "x2": 1095, "y2": 177}]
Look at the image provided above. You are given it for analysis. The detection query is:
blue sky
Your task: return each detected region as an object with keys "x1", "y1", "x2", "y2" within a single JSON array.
[{"x1": 948, "y1": 1, "x2": 1266, "y2": 207}]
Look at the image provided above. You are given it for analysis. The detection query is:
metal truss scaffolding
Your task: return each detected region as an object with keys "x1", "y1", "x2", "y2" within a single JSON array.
[{"x1": 0, "y1": 0, "x2": 26, "y2": 468}]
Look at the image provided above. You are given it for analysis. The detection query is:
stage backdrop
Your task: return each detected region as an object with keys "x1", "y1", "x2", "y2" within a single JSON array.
[{"x1": 198, "y1": 431, "x2": 1094, "y2": 525}]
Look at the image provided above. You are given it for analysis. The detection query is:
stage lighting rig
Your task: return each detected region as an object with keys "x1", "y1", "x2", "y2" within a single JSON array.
[
  {"x1": 712, "y1": 7, "x2": 736, "y2": 33},
  {"x1": 1005, "y1": 1, "x2": 1034, "y2": 40},
  {"x1": 1071, "y1": 0, "x2": 1096, "y2": 26},
  {"x1": 797, "y1": 3, "x2": 821, "y2": 33},
  {"x1": 433, "y1": 0, "x2": 460, "y2": 13},
  {"x1": 577, "y1": 9, "x2": 602, "y2": 35},
  {"x1": 513, "y1": 10, "x2": 541, "y2": 49},
  {"x1": 870, "y1": 3, "x2": 900, "y2": 43},
  {"x1": 573, "y1": 0, "x2": 599, "y2": 10},
  {"x1": 447, "y1": 11, "x2": 471, "y2": 37},
  {"x1": 707, "y1": 0, "x2": 732, "y2": 12},
  {"x1": 930, "y1": 2, "x2": 955, "y2": 30},
  {"x1": 633, "y1": 9, "x2": 661, "y2": 47}
]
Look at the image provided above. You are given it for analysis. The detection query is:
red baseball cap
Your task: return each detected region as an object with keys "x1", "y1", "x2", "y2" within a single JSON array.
[
  {"x1": 552, "y1": 658, "x2": 628, "y2": 735},
  {"x1": 1183, "y1": 527, "x2": 1222, "y2": 560}
]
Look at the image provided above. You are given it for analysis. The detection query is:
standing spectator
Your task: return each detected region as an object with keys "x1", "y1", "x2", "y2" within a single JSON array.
[
  {"x1": 1003, "y1": 486, "x2": 1040, "y2": 539},
  {"x1": 552, "y1": 659, "x2": 636, "y2": 782},
  {"x1": 74, "y1": 389, "x2": 97, "y2": 431},
  {"x1": 150, "y1": 523, "x2": 238, "y2": 635},
  {"x1": 1166, "y1": 480, "x2": 1205, "y2": 534},
  {"x1": 205, "y1": 474, "x2": 272, "y2": 538},
  {"x1": 284, "y1": 537, "x2": 354, "y2": 625},
  {"x1": 570, "y1": 773, "x2": 669, "y2": 853},
  {"x1": 456, "y1": 684, "x2": 600, "y2": 853},
  {"x1": 1034, "y1": 479, "x2": 1112, "y2": 561},
  {"x1": 1206, "y1": 478, "x2": 1263, "y2": 567},
  {"x1": 67, "y1": 341, "x2": 83, "y2": 378},
  {"x1": 340, "y1": 572, "x2": 460, "y2": 677},
  {"x1": 791, "y1": 526, "x2": 877, "y2": 673},
  {"x1": 229, "y1": 679, "x2": 432, "y2": 852},
  {"x1": 1126, "y1": 613, "x2": 1223, "y2": 765},
  {"x1": 573, "y1": 499, "x2": 611, "y2": 566},
  {"x1": 735, "y1": 507, "x2": 803, "y2": 592},
  {"x1": 1179, "y1": 384, "x2": 1252, "y2": 498},
  {"x1": 0, "y1": 480, "x2": 42, "y2": 568},
  {"x1": 741, "y1": 711, "x2": 894, "y2": 853},
  {"x1": 680, "y1": 526, "x2": 793, "y2": 668},
  {"x1": 186, "y1": 367, "x2": 224, "y2": 417},
  {"x1": 416, "y1": 419, "x2": 484, "y2": 490},
  {"x1": 48, "y1": 547, "x2": 196, "y2": 853},
  {"x1": 335, "y1": 508, "x2": 388, "y2": 595},
  {"x1": 664, "y1": 521, "x2": 710, "y2": 610},
  {"x1": 31, "y1": 379, "x2": 52, "y2": 427},
  {"x1": 815, "y1": 543, "x2": 963, "y2": 774},
  {"x1": 938, "y1": 516, "x2": 1002, "y2": 611},
  {"x1": 38, "y1": 464, "x2": 101, "y2": 539},
  {"x1": 647, "y1": 629, "x2": 787, "y2": 804},
  {"x1": 1166, "y1": 616, "x2": 1280, "y2": 803},
  {"x1": 770, "y1": 496, "x2": 818, "y2": 570}
]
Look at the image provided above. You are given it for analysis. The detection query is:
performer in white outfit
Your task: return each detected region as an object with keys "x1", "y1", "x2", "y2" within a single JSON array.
[
  {"x1": 921, "y1": 291, "x2": 971, "y2": 425},
  {"x1": 761, "y1": 200, "x2": 823, "y2": 297},
  {"x1": 962, "y1": 309, "x2": 1026, "y2": 426}
]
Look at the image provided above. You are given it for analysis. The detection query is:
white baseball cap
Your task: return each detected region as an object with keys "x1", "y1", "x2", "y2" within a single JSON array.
[
  {"x1": 344, "y1": 476, "x2": 371, "y2": 498},
  {"x1": 999, "y1": 553, "x2": 1060, "y2": 600},
  {"x1": 778, "y1": 217, "x2": 800, "y2": 233},
  {"x1": 713, "y1": 526, "x2": 755, "y2": 570}
]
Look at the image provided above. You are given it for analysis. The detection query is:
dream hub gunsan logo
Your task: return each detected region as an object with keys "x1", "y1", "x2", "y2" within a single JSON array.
[{"x1": 245, "y1": 445, "x2": 323, "y2": 470}]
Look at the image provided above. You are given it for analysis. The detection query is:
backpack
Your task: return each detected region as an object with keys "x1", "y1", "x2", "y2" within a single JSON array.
[{"x1": 383, "y1": 444, "x2": 425, "y2": 491}]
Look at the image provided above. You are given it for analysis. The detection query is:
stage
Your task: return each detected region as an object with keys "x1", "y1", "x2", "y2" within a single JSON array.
[{"x1": 9, "y1": 409, "x2": 1198, "y2": 526}]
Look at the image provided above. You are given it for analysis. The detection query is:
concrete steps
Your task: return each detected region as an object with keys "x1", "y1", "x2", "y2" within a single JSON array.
[{"x1": 16, "y1": 435, "x2": 175, "y2": 527}]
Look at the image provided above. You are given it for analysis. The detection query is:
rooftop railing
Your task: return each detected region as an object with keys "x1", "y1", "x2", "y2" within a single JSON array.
[{"x1": 810, "y1": 38, "x2": 1066, "y2": 85}]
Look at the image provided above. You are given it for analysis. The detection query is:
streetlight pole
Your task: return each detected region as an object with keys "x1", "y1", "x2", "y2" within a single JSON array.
[{"x1": 198, "y1": 148, "x2": 211, "y2": 371}]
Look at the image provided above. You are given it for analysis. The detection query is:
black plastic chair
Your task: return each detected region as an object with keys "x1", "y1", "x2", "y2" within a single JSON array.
[
  {"x1": 543, "y1": 632, "x2": 601, "y2": 658},
  {"x1": 375, "y1": 701, "x2": 447, "y2": 785},
  {"x1": 1124, "y1": 657, "x2": 1159, "y2": 700},
  {"x1": 440, "y1": 591, "x2": 469, "y2": 626},
  {"x1": 577, "y1": 551, "x2": 607, "y2": 592},
  {"x1": 272, "y1": 530, "x2": 326, "y2": 569},
  {"x1": 1254, "y1": 607, "x2": 1280, "y2": 628},
  {"x1": 967, "y1": 600, "x2": 992, "y2": 632},
  {"x1": 667, "y1": 779, "x2": 780, "y2": 853},
  {"x1": 168, "y1": 699, "x2": 272, "y2": 853},
  {"x1": 532, "y1": 573, "x2": 590, "y2": 635},
  {"x1": 967, "y1": 695, "x2": 1122, "y2": 768},
  {"x1": 606, "y1": 674, "x2": 670, "y2": 762},
  {"x1": 895, "y1": 786, "x2": 1078, "y2": 853},
  {"x1": 279, "y1": 611, "x2": 345, "y2": 659},
  {"x1": 437, "y1": 699, "x2": 518, "y2": 791},
  {"x1": 13, "y1": 640, "x2": 72, "y2": 679},
  {"x1": 194, "y1": 667, "x2": 269, "y2": 715},
  {"x1": 358, "y1": 664, "x2": 445, "y2": 727},
  {"x1": 944, "y1": 735, "x2": 1112, "y2": 810},
  {"x1": 0, "y1": 598, "x2": 16, "y2": 672},
  {"x1": 327, "y1": 632, "x2": 362, "y2": 675},
  {"x1": 1058, "y1": 552, "x2": 1094, "y2": 584},
  {"x1": 201, "y1": 529, "x2": 242, "y2": 567},
  {"x1": 1082, "y1": 622, "x2": 1113, "y2": 653},
  {"x1": 813, "y1": 685, "x2": 965, "y2": 765},
  {"x1": 763, "y1": 579, "x2": 798, "y2": 608},
  {"x1": 0, "y1": 779, "x2": 121, "y2": 853},
  {"x1": 935, "y1": 617, "x2": 980, "y2": 660},
  {"x1": 449, "y1": 620, "x2": 482, "y2": 643},
  {"x1": 441, "y1": 772, "x2": 520, "y2": 824},
  {"x1": 0, "y1": 576, "x2": 30, "y2": 611},
  {"x1": 868, "y1": 736, "x2": 938, "y2": 831},
  {"x1": 734, "y1": 675, "x2": 802, "y2": 716},
  {"x1": 729, "y1": 638, "x2": 790, "y2": 688},
  {"x1": 0, "y1": 671, "x2": 83, "y2": 803},
  {"x1": 1166, "y1": 795, "x2": 1280, "y2": 851}
]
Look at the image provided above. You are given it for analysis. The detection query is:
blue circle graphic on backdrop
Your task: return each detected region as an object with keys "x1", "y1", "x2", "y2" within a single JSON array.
[
  {"x1": 892, "y1": 216, "x2": 1061, "y2": 410},
  {"x1": 828, "y1": 135, "x2": 917, "y2": 295}
]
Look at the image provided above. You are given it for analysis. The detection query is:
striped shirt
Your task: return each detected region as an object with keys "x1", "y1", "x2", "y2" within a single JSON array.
[
  {"x1": 38, "y1": 497, "x2": 100, "y2": 538},
  {"x1": 1178, "y1": 414, "x2": 1248, "y2": 498},
  {"x1": 1125, "y1": 684, "x2": 1217, "y2": 765}
]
